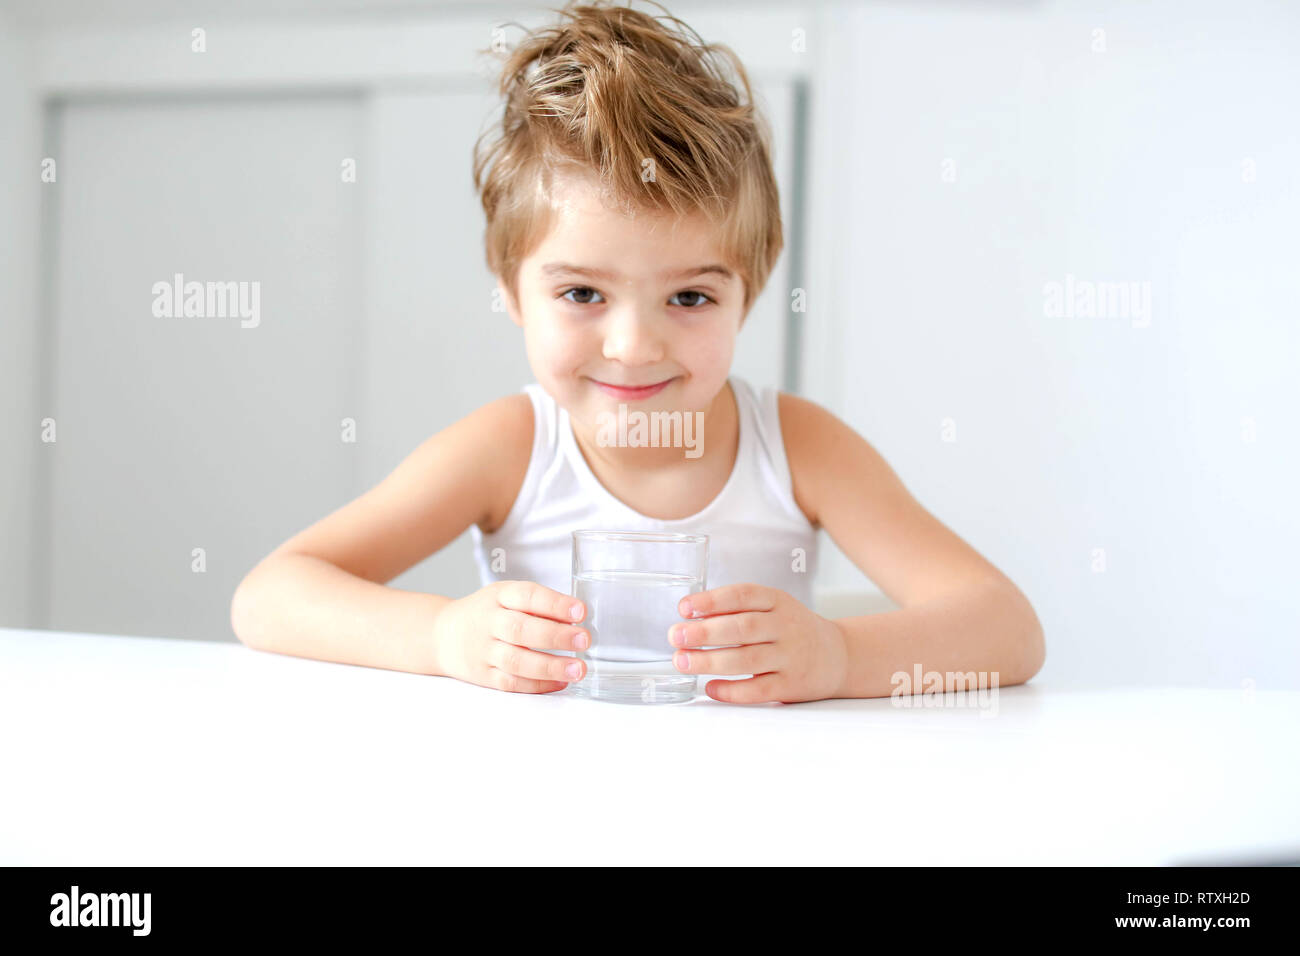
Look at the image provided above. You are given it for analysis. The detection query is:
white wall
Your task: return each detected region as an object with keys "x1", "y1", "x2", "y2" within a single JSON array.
[
  {"x1": 2, "y1": 2, "x2": 813, "y2": 640},
  {"x1": 821, "y1": 0, "x2": 1300, "y2": 688},
  {"x1": 0, "y1": 10, "x2": 41, "y2": 626},
  {"x1": 4, "y1": 0, "x2": 1296, "y2": 689},
  {"x1": 42, "y1": 96, "x2": 367, "y2": 640}
]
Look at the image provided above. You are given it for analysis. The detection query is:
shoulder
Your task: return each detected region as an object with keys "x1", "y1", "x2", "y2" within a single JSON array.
[
  {"x1": 775, "y1": 392, "x2": 867, "y2": 529},
  {"x1": 472, "y1": 391, "x2": 536, "y2": 535},
  {"x1": 473, "y1": 390, "x2": 535, "y2": 445}
]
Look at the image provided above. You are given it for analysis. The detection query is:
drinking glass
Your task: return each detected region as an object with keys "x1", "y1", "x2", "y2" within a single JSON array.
[{"x1": 569, "y1": 530, "x2": 708, "y2": 704}]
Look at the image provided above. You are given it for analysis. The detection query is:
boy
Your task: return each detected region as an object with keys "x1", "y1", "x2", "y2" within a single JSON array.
[{"x1": 231, "y1": 1, "x2": 1044, "y2": 703}]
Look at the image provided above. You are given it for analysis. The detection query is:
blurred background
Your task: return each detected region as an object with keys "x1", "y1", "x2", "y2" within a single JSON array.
[{"x1": 1, "y1": 0, "x2": 1296, "y2": 689}]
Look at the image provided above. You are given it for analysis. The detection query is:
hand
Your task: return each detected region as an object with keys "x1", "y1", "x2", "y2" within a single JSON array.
[
  {"x1": 431, "y1": 580, "x2": 591, "y2": 694},
  {"x1": 667, "y1": 583, "x2": 849, "y2": 704}
]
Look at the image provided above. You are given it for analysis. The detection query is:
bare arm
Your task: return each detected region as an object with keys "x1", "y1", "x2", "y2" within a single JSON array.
[
  {"x1": 231, "y1": 553, "x2": 453, "y2": 675},
  {"x1": 832, "y1": 578, "x2": 1044, "y2": 698},
  {"x1": 230, "y1": 393, "x2": 533, "y2": 676},
  {"x1": 780, "y1": 394, "x2": 1046, "y2": 698}
]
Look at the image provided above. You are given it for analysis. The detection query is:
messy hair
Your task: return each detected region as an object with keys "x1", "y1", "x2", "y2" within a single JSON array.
[{"x1": 472, "y1": 0, "x2": 783, "y2": 318}]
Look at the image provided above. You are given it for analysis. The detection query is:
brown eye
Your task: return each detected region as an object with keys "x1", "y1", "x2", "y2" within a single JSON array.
[
  {"x1": 562, "y1": 287, "x2": 604, "y2": 305},
  {"x1": 670, "y1": 290, "x2": 713, "y2": 308}
]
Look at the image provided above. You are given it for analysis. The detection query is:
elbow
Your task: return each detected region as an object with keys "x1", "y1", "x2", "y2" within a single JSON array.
[
  {"x1": 230, "y1": 571, "x2": 265, "y2": 649},
  {"x1": 1008, "y1": 590, "x2": 1046, "y2": 686},
  {"x1": 1020, "y1": 616, "x2": 1046, "y2": 685},
  {"x1": 977, "y1": 577, "x2": 1045, "y2": 688}
]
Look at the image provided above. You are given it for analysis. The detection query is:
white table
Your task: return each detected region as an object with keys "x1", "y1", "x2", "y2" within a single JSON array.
[{"x1": 2, "y1": 626, "x2": 1297, "y2": 866}]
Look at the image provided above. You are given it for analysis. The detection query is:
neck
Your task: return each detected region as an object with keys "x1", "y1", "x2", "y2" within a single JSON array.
[{"x1": 571, "y1": 379, "x2": 736, "y2": 475}]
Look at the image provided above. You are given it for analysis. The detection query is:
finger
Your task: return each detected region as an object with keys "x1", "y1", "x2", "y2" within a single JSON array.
[
  {"x1": 497, "y1": 580, "x2": 586, "y2": 625},
  {"x1": 486, "y1": 667, "x2": 572, "y2": 695},
  {"x1": 674, "y1": 641, "x2": 777, "y2": 677},
  {"x1": 489, "y1": 638, "x2": 586, "y2": 684},
  {"x1": 677, "y1": 583, "x2": 778, "y2": 620},
  {"x1": 668, "y1": 611, "x2": 769, "y2": 648},
  {"x1": 705, "y1": 673, "x2": 784, "y2": 704},
  {"x1": 494, "y1": 607, "x2": 590, "y2": 652}
]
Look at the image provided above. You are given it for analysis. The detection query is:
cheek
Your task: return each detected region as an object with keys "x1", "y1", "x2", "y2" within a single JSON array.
[
  {"x1": 680, "y1": 323, "x2": 735, "y2": 374},
  {"x1": 523, "y1": 316, "x2": 591, "y2": 384},
  {"x1": 548, "y1": 322, "x2": 594, "y2": 367},
  {"x1": 522, "y1": 305, "x2": 571, "y2": 356}
]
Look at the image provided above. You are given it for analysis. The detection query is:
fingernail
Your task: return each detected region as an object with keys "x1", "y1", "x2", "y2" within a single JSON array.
[
  {"x1": 680, "y1": 599, "x2": 693, "y2": 617},
  {"x1": 669, "y1": 625, "x2": 684, "y2": 647},
  {"x1": 570, "y1": 603, "x2": 584, "y2": 620},
  {"x1": 572, "y1": 631, "x2": 589, "y2": 650},
  {"x1": 676, "y1": 652, "x2": 690, "y2": 671},
  {"x1": 565, "y1": 661, "x2": 582, "y2": 680}
]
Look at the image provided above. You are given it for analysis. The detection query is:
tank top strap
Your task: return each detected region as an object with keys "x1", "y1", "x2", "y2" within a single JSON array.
[
  {"x1": 731, "y1": 377, "x2": 799, "y2": 513},
  {"x1": 521, "y1": 382, "x2": 559, "y2": 454},
  {"x1": 484, "y1": 383, "x2": 561, "y2": 542}
]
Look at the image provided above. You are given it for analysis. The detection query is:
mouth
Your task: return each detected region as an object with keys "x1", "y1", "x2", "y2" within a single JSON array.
[{"x1": 588, "y1": 376, "x2": 677, "y2": 400}]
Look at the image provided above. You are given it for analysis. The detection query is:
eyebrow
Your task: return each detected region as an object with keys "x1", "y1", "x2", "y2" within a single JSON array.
[{"x1": 541, "y1": 262, "x2": 734, "y2": 282}]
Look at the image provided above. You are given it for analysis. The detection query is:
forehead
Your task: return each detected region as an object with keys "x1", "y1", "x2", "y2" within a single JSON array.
[{"x1": 534, "y1": 167, "x2": 724, "y2": 262}]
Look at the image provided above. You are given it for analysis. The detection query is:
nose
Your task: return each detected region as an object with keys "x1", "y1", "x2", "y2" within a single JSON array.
[{"x1": 600, "y1": 305, "x2": 665, "y2": 367}]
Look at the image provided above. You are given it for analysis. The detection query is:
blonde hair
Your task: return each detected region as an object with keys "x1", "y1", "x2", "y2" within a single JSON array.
[{"x1": 472, "y1": 0, "x2": 783, "y2": 318}]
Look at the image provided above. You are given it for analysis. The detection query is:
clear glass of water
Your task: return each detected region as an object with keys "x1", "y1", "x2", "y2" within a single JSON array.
[{"x1": 569, "y1": 530, "x2": 708, "y2": 705}]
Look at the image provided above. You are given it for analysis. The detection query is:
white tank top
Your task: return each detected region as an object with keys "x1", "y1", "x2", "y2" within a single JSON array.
[{"x1": 469, "y1": 376, "x2": 820, "y2": 624}]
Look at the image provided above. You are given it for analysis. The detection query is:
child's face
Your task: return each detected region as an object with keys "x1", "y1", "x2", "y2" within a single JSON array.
[{"x1": 503, "y1": 169, "x2": 745, "y2": 429}]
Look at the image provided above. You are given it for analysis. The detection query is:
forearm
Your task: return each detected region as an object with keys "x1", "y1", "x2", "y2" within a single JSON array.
[
  {"x1": 833, "y1": 580, "x2": 1045, "y2": 699},
  {"x1": 230, "y1": 552, "x2": 453, "y2": 676}
]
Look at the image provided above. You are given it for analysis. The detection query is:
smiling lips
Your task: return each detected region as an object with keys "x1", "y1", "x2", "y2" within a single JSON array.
[{"x1": 590, "y1": 377, "x2": 676, "y2": 400}]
